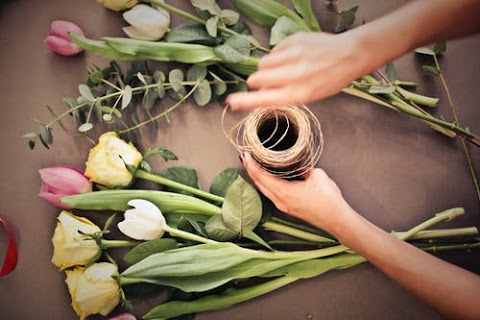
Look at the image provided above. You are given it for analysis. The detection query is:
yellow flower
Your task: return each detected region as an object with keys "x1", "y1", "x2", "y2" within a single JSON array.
[
  {"x1": 85, "y1": 132, "x2": 142, "y2": 189},
  {"x1": 65, "y1": 262, "x2": 121, "y2": 320},
  {"x1": 52, "y1": 211, "x2": 101, "y2": 270},
  {"x1": 96, "y1": 0, "x2": 137, "y2": 12}
]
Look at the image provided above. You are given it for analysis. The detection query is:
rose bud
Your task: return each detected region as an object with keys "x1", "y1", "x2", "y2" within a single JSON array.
[
  {"x1": 45, "y1": 20, "x2": 85, "y2": 56},
  {"x1": 39, "y1": 166, "x2": 92, "y2": 209}
]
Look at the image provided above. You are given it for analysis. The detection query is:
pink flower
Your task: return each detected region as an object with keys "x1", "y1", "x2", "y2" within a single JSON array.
[
  {"x1": 45, "y1": 20, "x2": 85, "y2": 56},
  {"x1": 39, "y1": 166, "x2": 92, "y2": 209},
  {"x1": 108, "y1": 313, "x2": 137, "y2": 320}
]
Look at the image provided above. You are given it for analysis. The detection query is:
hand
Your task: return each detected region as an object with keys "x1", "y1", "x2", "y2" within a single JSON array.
[
  {"x1": 241, "y1": 152, "x2": 353, "y2": 234},
  {"x1": 227, "y1": 32, "x2": 363, "y2": 111}
]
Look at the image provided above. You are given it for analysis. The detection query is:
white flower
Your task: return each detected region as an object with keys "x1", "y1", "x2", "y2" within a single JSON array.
[
  {"x1": 65, "y1": 262, "x2": 121, "y2": 320},
  {"x1": 84, "y1": 131, "x2": 142, "y2": 189},
  {"x1": 51, "y1": 211, "x2": 101, "y2": 270},
  {"x1": 122, "y1": 3, "x2": 170, "y2": 41},
  {"x1": 117, "y1": 199, "x2": 166, "y2": 240}
]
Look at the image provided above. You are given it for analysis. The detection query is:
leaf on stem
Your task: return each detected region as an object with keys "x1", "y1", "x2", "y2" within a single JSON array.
[
  {"x1": 78, "y1": 84, "x2": 95, "y2": 102},
  {"x1": 124, "y1": 238, "x2": 179, "y2": 264},
  {"x1": 169, "y1": 69, "x2": 187, "y2": 98},
  {"x1": 39, "y1": 124, "x2": 53, "y2": 148},
  {"x1": 154, "y1": 70, "x2": 166, "y2": 98},
  {"x1": 143, "y1": 147, "x2": 179, "y2": 161},
  {"x1": 220, "y1": 9, "x2": 240, "y2": 26},
  {"x1": 205, "y1": 215, "x2": 237, "y2": 241},
  {"x1": 157, "y1": 166, "x2": 200, "y2": 194},
  {"x1": 415, "y1": 47, "x2": 435, "y2": 56},
  {"x1": 165, "y1": 22, "x2": 217, "y2": 46},
  {"x1": 270, "y1": 16, "x2": 308, "y2": 46},
  {"x1": 191, "y1": 0, "x2": 221, "y2": 15},
  {"x1": 206, "y1": 16, "x2": 219, "y2": 37},
  {"x1": 214, "y1": 35, "x2": 251, "y2": 63},
  {"x1": 433, "y1": 41, "x2": 447, "y2": 55},
  {"x1": 422, "y1": 65, "x2": 441, "y2": 76},
  {"x1": 78, "y1": 122, "x2": 94, "y2": 133},
  {"x1": 385, "y1": 62, "x2": 397, "y2": 82},
  {"x1": 121, "y1": 85, "x2": 133, "y2": 110},
  {"x1": 194, "y1": 79, "x2": 212, "y2": 106},
  {"x1": 292, "y1": 0, "x2": 321, "y2": 31},
  {"x1": 187, "y1": 65, "x2": 208, "y2": 82},
  {"x1": 335, "y1": 6, "x2": 358, "y2": 33},
  {"x1": 209, "y1": 168, "x2": 239, "y2": 197}
]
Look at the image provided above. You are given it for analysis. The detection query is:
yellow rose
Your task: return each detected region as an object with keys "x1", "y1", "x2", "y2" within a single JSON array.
[
  {"x1": 65, "y1": 262, "x2": 121, "y2": 320},
  {"x1": 96, "y1": 0, "x2": 137, "y2": 11},
  {"x1": 52, "y1": 211, "x2": 101, "y2": 270},
  {"x1": 85, "y1": 132, "x2": 142, "y2": 189}
]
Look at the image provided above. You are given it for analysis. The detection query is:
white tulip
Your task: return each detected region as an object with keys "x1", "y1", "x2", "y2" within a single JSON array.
[
  {"x1": 122, "y1": 3, "x2": 170, "y2": 41},
  {"x1": 117, "y1": 199, "x2": 167, "y2": 240}
]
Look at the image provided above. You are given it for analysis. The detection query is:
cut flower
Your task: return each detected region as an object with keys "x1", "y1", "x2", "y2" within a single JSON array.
[
  {"x1": 52, "y1": 211, "x2": 101, "y2": 270},
  {"x1": 122, "y1": 3, "x2": 170, "y2": 41},
  {"x1": 118, "y1": 199, "x2": 167, "y2": 240},
  {"x1": 84, "y1": 131, "x2": 142, "y2": 189},
  {"x1": 97, "y1": 0, "x2": 137, "y2": 12},
  {"x1": 45, "y1": 20, "x2": 85, "y2": 56},
  {"x1": 65, "y1": 262, "x2": 120, "y2": 320}
]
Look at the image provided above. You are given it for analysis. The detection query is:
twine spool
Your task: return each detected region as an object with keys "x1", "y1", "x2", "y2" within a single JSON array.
[{"x1": 223, "y1": 104, "x2": 324, "y2": 179}]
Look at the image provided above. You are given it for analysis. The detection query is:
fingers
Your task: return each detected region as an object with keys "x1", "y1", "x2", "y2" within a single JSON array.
[
  {"x1": 226, "y1": 87, "x2": 304, "y2": 111},
  {"x1": 246, "y1": 64, "x2": 308, "y2": 90}
]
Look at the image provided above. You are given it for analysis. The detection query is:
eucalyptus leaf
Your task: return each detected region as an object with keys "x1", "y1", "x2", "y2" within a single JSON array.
[
  {"x1": 433, "y1": 41, "x2": 447, "y2": 55},
  {"x1": 187, "y1": 65, "x2": 208, "y2": 82},
  {"x1": 209, "y1": 168, "x2": 239, "y2": 197},
  {"x1": 154, "y1": 70, "x2": 166, "y2": 98},
  {"x1": 415, "y1": 47, "x2": 435, "y2": 56},
  {"x1": 385, "y1": 62, "x2": 397, "y2": 82},
  {"x1": 39, "y1": 124, "x2": 52, "y2": 148},
  {"x1": 335, "y1": 6, "x2": 358, "y2": 33},
  {"x1": 165, "y1": 22, "x2": 216, "y2": 45},
  {"x1": 137, "y1": 72, "x2": 148, "y2": 85},
  {"x1": 169, "y1": 69, "x2": 187, "y2": 97},
  {"x1": 368, "y1": 84, "x2": 395, "y2": 94},
  {"x1": 224, "y1": 35, "x2": 251, "y2": 56},
  {"x1": 78, "y1": 122, "x2": 94, "y2": 133},
  {"x1": 157, "y1": 166, "x2": 200, "y2": 194},
  {"x1": 191, "y1": 0, "x2": 220, "y2": 15},
  {"x1": 220, "y1": 9, "x2": 240, "y2": 26},
  {"x1": 222, "y1": 175, "x2": 262, "y2": 236},
  {"x1": 144, "y1": 147, "x2": 179, "y2": 161},
  {"x1": 422, "y1": 65, "x2": 441, "y2": 76},
  {"x1": 121, "y1": 85, "x2": 133, "y2": 110},
  {"x1": 206, "y1": 16, "x2": 219, "y2": 37},
  {"x1": 270, "y1": 16, "x2": 308, "y2": 46},
  {"x1": 209, "y1": 71, "x2": 227, "y2": 95},
  {"x1": 124, "y1": 238, "x2": 179, "y2": 264},
  {"x1": 193, "y1": 79, "x2": 212, "y2": 106},
  {"x1": 78, "y1": 84, "x2": 95, "y2": 101},
  {"x1": 215, "y1": 44, "x2": 248, "y2": 63},
  {"x1": 143, "y1": 89, "x2": 158, "y2": 110},
  {"x1": 205, "y1": 215, "x2": 237, "y2": 241},
  {"x1": 46, "y1": 105, "x2": 66, "y2": 131}
]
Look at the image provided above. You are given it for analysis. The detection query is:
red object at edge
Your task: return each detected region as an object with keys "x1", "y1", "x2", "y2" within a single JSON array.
[{"x1": 0, "y1": 215, "x2": 18, "y2": 277}]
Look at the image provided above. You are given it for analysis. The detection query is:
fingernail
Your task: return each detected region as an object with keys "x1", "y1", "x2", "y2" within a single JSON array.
[{"x1": 225, "y1": 103, "x2": 230, "y2": 110}]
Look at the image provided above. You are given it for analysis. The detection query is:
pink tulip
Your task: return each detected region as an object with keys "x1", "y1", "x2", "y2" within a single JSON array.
[
  {"x1": 45, "y1": 20, "x2": 85, "y2": 56},
  {"x1": 39, "y1": 165, "x2": 92, "y2": 209},
  {"x1": 108, "y1": 313, "x2": 137, "y2": 320}
]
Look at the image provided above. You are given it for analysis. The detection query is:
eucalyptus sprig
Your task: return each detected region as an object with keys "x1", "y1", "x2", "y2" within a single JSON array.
[{"x1": 24, "y1": 61, "x2": 244, "y2": 149}]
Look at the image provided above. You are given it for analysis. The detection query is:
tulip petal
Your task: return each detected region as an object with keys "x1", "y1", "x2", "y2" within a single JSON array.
[
  {"x1": 122, "y1": 4, "x2": 169, "y2": 40},
  {"x1": 45, "y1": 35, "x2": 83, "y2": 56},
  {"x1": 50, "y1": 20, "x2": 85, "y2": 39},
  {"x1": 39, "y1": 166, "x2": 92, "y2": 194},
  {"x1": 122, "y1": 26, "x2": 158, "y2": 41},
  {"x1": 39, "y1": 191, "x2": 72, "y2": 209},
  {"x1": 108, "y1": 313, "x2": 137, "y2": 320}
]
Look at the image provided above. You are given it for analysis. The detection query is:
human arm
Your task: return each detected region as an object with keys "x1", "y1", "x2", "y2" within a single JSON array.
[
  {"x1": 241, "y1": 152, "x2": 480, "y2": 319},
  {"x1": 227, "y1": 0, "x2": 480, "y2": 110}
]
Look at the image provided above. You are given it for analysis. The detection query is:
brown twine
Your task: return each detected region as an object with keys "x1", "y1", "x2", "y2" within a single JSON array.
[{"x1": 222, "y1": 104, "x2": 324, "y2": 178}]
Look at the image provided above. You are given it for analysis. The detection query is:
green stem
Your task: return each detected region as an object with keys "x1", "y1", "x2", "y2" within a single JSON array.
[
  {"x1": 433, "y1": 54, "x2": 480, "y2": 206},
  {"x1": 394, "y1": 227, "x2": 479, "y2": 240},
  {"x1": 394, "y1": 80, "x2": 417, "y2": 88},
  {"x1": 423, "y1": 242, "x2": 480, "y2": 253},
  {"x1": 395, "y1": 85, "x2": 439, "y2": 107},
  {"x1": 143, "y1": 276, "x2": 298, "y2": 319},
  {"x1": 263, "y1": 221, "x2": 336, "y2": 243},
  {"x1": 148, "y1": 0, "x2": 270, "y2": 52},
  {"x1": 269, "y1": 216, "x2": 333, "y2": 239},
  {"x1": 134, "y1": 169, "x2": 224, "y2": 203},
  {"x1": 101, "y1": 239, "x2": 140, "y2": 249},
  {"x1": 163, "y1": 225, "x2": 217, "y2": 244}
]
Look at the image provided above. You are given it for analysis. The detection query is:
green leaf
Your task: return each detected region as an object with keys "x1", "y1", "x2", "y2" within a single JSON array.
[
  {"x1": 165, "y1": 22, "x2": 216, "y2": 46},
  {"x1": 214, "y1": 35, "x2": 251, "y2": 63},
  {"x1": 205, "y1": 16, "x2": 219, "y2": 37},
  {"x1": 422, "y1": 65, "x2": 441, "y2": 76},
  {"x1": 121, "y1": 85, "x2": 133, "y2": 109},
  {"x1": 193, "y1": 79, "x2": 212, "y2": 106},
  {"x1": 209, "y1": 168, "x2": 239, "y2": 197},
  {"x1": 124, "y1": 238, "x2": 179, "y2": 264},
  {"x1": 243, "y1": 229, "x2": 272, "y2": 250},
  {"x1": 144, "y1": 147, "x2": 179, "y2": 161},
  {"x1": 143, "y1": 89, "x2": 158, "y2": 110},
  {"x1": 191, "y1": 0, "x2": 220, "y2": 15},
  {"x1": 154, "y1": 70, "x2": 166, "y2": 98},
  {"x1": 368, "y1": 84, "x2": 395, "y2": 94},
  {"x1": 157, "y1": 166, "x2": 200, "y2": 194},
  {"x1": 78, "y1": 84, "x2": 95, "y2": 101},
  {"x1": 233, "y1": 0, "x2": 307, "y2": 27},
  {"x1": 187, "y1": 65, "x2": 208, "y2": 82},
  {"x1": 385, "y1": 62, "x2": 397, "y2": 82},
  {"x1": 220, "y1": 9, "x2": 240, "y2": 26},
  {"x1": 292, "y1": 0, "x2": 321, "y2": 31},
  {"x1": 270, "y1": 16, "x2": 308, "y2": 46},
  {"x1": 78, "y1": 122, "x2": 94, "y2": 133},
  {"x1": 221, "y1": 176, "x2": 262, "y2": 236},
  {"x1": 415, "y1": 47, "x2": 435, "y2": 56},
  {"x1": 433, "y1": 41, "x2": 447, "y2": 55},
  {"x1": 335, "y1": 6, "x2": 358, "y2": 33},
  {"x1": 39, "y1": 124, "x2": 52, "y2": 148},
  {"x1": 169, "y1": 69, "x2": 187, "y2": 97},
  {"x1": 140, "y1": 160, "x2": 152, "y2": 173},
  {"x1": 137, "y1": 72, "x2": 148, "y2": 85},
  {"x1": 123, "y1": 282, "x2": 160, "y2": 297},
  {"x1": 205, "y1": 215, "x2": 237, "y2": 241}
]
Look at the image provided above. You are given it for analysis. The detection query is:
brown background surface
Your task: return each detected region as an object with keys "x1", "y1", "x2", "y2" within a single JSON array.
[{"x1": 0, "y1": 0, "x2": 479, "y2": 319}]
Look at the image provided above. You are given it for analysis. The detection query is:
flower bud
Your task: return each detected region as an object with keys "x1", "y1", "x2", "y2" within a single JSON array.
[
  {"x1": 108, "y1": 313, "x2": 137, "y2": 320},
  {"x1": 65, "y1": 262, "x2": 120, "y2": 320},
  {"x1": 97, "y1": 0, "x2": 137, "y2": 12},
  {"x1": 118, "y1": 199, "x2": 166, "y2": 240},
  {"x1": 51, "y1": 211, "x2": 101, "y2": 270},
  {"x1": 84, "y1": 132, "x2": 142, "y2": 189},
  {"x1": 122, "y1": 3, "x2": 170, "y2": 41},
  {"x1": 39, "y1": 165, "x2": 92, "y2": 209},
  {"x1": 45, "y1": 20, "x2": 85, "y2": 56}
]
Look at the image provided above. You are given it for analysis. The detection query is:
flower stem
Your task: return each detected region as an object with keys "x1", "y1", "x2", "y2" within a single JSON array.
[
  {"x1": 433, "y1": 54, "x2": 480, "y2": 206},
  {"x1": 134, "y1": 169, "x2": 224, "y2": 203},
  {"x1": 394, "y1": 227, "x2": 478, "y2": 240},
  {"x1": 163, "y1": 225, "x2": 217, "y2": 244},
  {"x1": 101, "y1": 239, "x2": 141, "y2": 249},
  {"x1": 263, "y1": 221, "x2": 336, "y2": 243}
]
